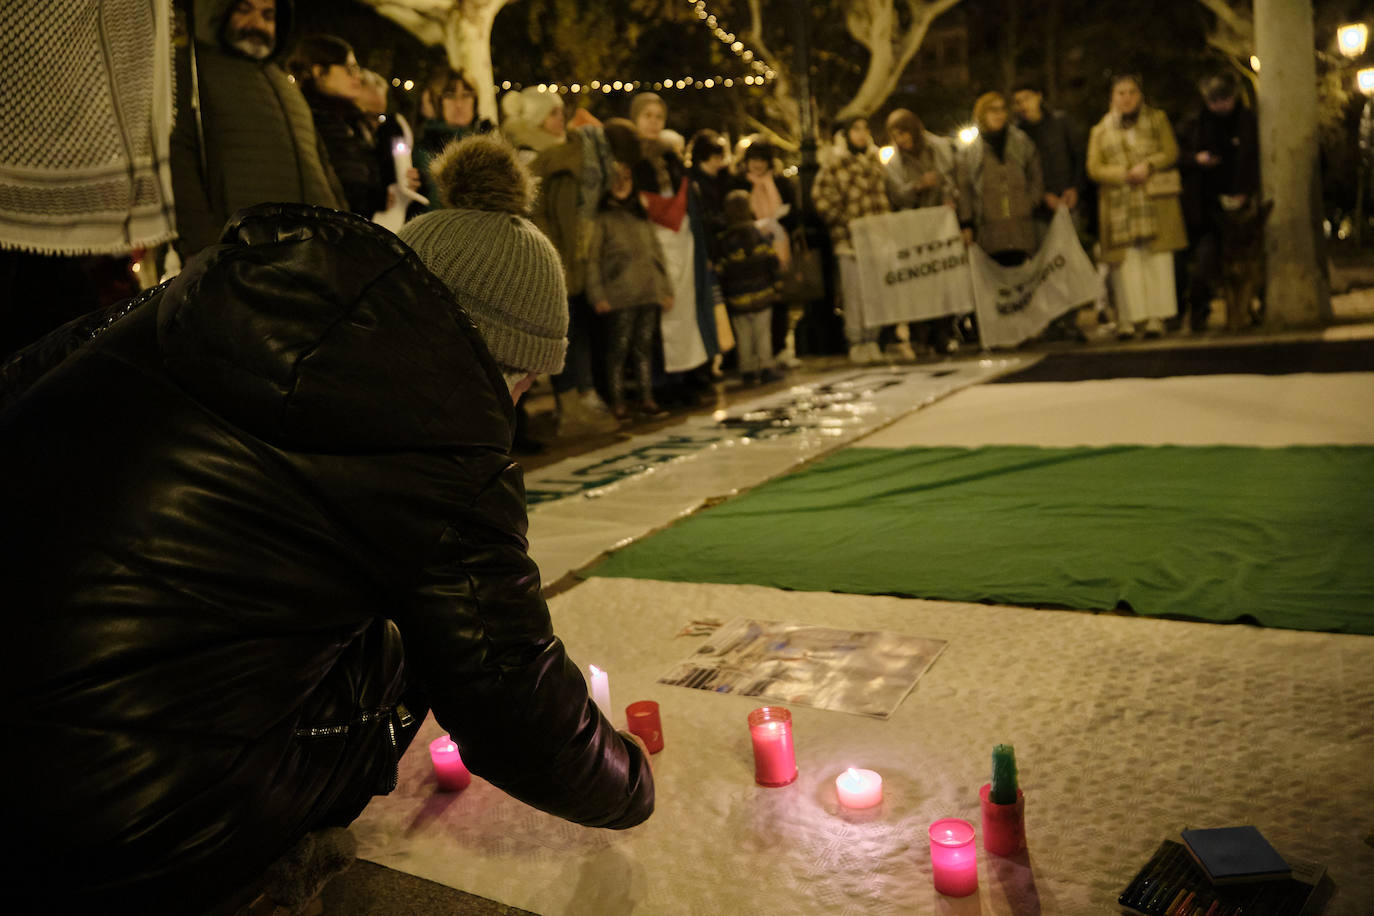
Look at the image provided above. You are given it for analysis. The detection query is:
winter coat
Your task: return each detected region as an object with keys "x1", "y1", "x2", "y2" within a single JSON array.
[
  {"x1": 169, "y1": 0, "x2": 345, "y2": 257},
  {"x1": 690, "y1": 166, "x2": 732, "y2": 262},
  {"x1": 1018, "y1": 110, "x2": 1086, "y2": 202},
  {"x1": 531, "y1": 132, "x2": 589, "y2": 295},
  {"x1": 304, "y1": 86, "x2": 388, "y2": 217},
  {"x1": 0, "y1": 204, "x2": 654, "y2": 915},
  {"x1": 883, "y1": 132, "x2": 957, "y2": 210},
  {"x1": 956, "y1": 126, "x2": 1044, "y2": 256},
  {"x1": 586, "y1": 198, "x2": 672, "y2": 310},
  {"x1": 1087, "y1": 106, "x2": 1188, "y2": 263},
  {"x1": 812, "y1": 135, "x2": 891, "y2": 253},
  {"x1": 716, "y1": 222, "x2": 781, "y2": 313},
  {"x1": 1175, "y1": 104, "x2": 1260, "y2": 232}
]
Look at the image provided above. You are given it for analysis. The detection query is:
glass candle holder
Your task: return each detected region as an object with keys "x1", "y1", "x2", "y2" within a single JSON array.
[
  {"x1": 428, "y1": 734, "x2": 472, "y2": 792},
  {"x1": 979, "y1": 783, "x2": 1025, "y2": 856},
  {"x1": 929, "y1": 817, "x2": 978, "y2": 897},
  {"x1": 748, "y1": 706, "x2": 797, "y2": 787},
  {"x1": 626, "y1": 700, "x2": 664, "y2": 753}
]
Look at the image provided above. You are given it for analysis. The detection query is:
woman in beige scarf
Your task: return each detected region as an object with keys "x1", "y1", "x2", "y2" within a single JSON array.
[{"x1": 1087, "y1": 74, "x2": 1188, "y2": 338}]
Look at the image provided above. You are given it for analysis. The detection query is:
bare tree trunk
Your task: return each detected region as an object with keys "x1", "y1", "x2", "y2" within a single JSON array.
[
  {"x1": 362, "y1": 0, "x2": 515, "y2": 123},
  {"x1": 1254, "y1": 0, "x2": 1331, "y2": 326},
  {"x1": 441, "y1": 2, "x2": 506, "y2": 122},
  {"x1": 836, "y1": 0, "x2": 965, "y2": 121}
]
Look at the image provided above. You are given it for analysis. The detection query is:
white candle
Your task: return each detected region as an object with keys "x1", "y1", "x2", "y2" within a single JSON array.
[
  {"x1": 391, "y1": 137, "x2": 414, "y2": 186},
  {"x1": 835, "y1": 767, "x2": 883, "y2": 809},
  {"x1": 589, "y1": 664, "x2": 612, "y2": 721}
]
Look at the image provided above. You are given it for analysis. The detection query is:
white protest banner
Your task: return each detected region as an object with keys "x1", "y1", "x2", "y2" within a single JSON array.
[
  {"x1": 849, "y1": 206, "x2": 974, "y2": 328},
  {"x1": 969, "y1": 207, "x2": 1103, "y2": 349}
]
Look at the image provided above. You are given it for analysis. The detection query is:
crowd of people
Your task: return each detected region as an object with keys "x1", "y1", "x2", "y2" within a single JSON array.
[
  {"x1": 283, "y1": 57, "x2": 1261, "y2": 443},
  {"x1": 2, "y1": 1, "x2": 1265, "y2": 447}
]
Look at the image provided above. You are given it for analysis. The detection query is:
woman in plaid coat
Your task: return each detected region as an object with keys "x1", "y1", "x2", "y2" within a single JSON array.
[
  {"x1": 1088, "y1": 74, "x2": 1187, "y2": 339},
  {"x1": 812, "y1": 117, "x2": 890, "y2": 363}
]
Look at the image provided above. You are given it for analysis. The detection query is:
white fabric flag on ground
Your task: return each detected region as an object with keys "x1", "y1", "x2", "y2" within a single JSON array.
[
  {"x1": 969, "y1": 206, "x2": 1104, "y2": 349},
  {"x1": 849, "y1": 205, "x2": 974, "y2": 327}
]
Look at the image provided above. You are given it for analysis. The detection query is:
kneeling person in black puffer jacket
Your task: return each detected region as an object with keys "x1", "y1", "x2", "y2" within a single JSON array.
[{"x1": 0, "y1": 135, "x2": 654, "y2": 915}]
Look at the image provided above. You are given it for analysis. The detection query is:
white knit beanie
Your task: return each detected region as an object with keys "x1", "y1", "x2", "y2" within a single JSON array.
[
  {"x1": 397, "y1": 136, "x2": 568, "y2": 375},
  {"x1": 501, "y1": 86, "x2": 563, "y2": 131}
]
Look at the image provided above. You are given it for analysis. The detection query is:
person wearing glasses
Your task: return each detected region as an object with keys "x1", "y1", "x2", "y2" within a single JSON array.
[
  {"x1": 413, "y1": 66, "x2": 495, "y2": 212},
  {"x1": 170, "y1": 0, "x2": 346, "y2": 257},
  {"x1": 288, "y1": 35, "x2": 389, "y2": 218}
]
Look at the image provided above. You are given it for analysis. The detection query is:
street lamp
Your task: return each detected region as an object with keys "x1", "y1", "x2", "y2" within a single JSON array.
[
  {"x1": 1355, "y1": 64, "x2": 1374, "y2": 246},
  {"x1": 1338, "y1": 23, "x2": 1368, "y2": 59}
]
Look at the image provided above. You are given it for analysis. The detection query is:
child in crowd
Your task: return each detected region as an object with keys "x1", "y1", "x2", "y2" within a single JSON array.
[
  {"x1": 587, "y1": 163, "x2": 674, "y2": 418},
  {"x1": 716, "y1": 190, "x2": 783, "y2": 385}
]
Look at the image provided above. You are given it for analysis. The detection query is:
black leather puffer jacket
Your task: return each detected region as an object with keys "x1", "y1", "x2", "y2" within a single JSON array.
[{"x1": 0, "y1": 205, "x2": 652, "y2": 914}]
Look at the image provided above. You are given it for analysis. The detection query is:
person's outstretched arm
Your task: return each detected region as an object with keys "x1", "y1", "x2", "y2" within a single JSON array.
[{"x1": 397, "y1": 458, "x2": 654, "y2": 829}]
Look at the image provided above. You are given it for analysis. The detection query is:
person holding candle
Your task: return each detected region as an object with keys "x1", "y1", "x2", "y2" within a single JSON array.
[{"x1": 0, "y1": 135, "x2": 653, "y2": 915}]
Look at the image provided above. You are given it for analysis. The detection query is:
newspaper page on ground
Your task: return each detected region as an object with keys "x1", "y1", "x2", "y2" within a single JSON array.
[{"x1": 660, "y1": 617, "x2": 948, "y2": 718}]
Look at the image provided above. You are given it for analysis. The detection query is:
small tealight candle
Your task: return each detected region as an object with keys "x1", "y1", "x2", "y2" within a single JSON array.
[
  {"x1": 929, "y1": 817, "x2": 978, "y2": 897},
  {"x1": 748, "y1": 706, "x2": 797, "y2": 787},
  {"x1": 835, "y1": 767, "x2": 883, "y2": 809},
  {"x1": 428, "y1": 735, "x2": 471, "y2": 792},
  {"x1": 589, "y1": 664, "x2": 612, "y2": 721}
]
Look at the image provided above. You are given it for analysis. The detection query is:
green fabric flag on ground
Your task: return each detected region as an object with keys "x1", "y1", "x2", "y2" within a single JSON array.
[{"x1": 588, "y1": 445, "x2": 1374, "y2": 635}]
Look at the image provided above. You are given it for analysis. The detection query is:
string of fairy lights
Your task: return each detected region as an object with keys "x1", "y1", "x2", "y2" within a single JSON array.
[
  {"x1": 506, "y1": 0, "x2": 775, "y2": 95},
  {"x1": 389, "y1": 0, "x2": 774, "y2": 97}
]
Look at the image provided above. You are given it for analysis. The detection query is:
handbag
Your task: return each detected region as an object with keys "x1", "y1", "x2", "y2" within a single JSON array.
[
  {"x1": 781, "y1": 229, "x2": 825, "y2": 303},
  {"x1": 1144, "y1": 168, "x2": 1181, "y2": 197}
]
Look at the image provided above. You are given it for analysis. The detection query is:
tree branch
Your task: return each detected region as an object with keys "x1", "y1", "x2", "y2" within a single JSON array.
[
  {"x1": 361, "y1": 1, "x2": 447, "y2": 45},
  {"x1": 1194, "y1": 0, "x2": 1252, "y2": 39}
]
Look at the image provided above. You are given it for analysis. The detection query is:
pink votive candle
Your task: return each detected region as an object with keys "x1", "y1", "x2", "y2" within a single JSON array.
[
  {"x1": 428, "y1": 734, "x2": 471, "y2": 792},
  {"x1": 748, "y1": 706, "x2": 797, "y2": 787},
  {"x1": 835, "y1": 767, "x2": 883, "y2": 809},
  {"x1": 929, "y1": 817, "x2": 978, "y2": 897}
]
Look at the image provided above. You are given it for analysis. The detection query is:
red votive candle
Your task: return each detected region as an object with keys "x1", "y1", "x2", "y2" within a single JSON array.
[
  {"x1": 626, "y1": 700, "x2": 665, "y2": 753},
  {"x1": 428, "y1": 734, "x2": 471, "y2": 792},
  {"x1": 748, "y1": 706, "x2": 797, "y2": 787},
  {"x1": 929, "y1": 817, "x2": 978, "y2": 897}
]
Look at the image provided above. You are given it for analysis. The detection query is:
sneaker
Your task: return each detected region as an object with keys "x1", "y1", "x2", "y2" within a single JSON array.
[
  {"x1": 774, "y1": 345, "x2": 803, "y2": 369},
  {"x1": 1116, "y1": 323, "x2": 1136, "y2": 340},
  {"x1": 887, "y1": 341, "x2": 917, "y2": 362},
  {"x1": 1143, "y1": 317, "x2": 1164, "y2": 338},
  {"x1": 638, "y1": 400, "x2": 669, "y2": 419},
  {"x1": 848, "y1": 343, "x2": 869, "y2": 364},
  {"x1": 864, "y1": 341, "x2": 885, "y2": 364},
  {"x1": 581, "y1": 390, "x2": 613, "y2": 416},
  {"x1": 557, "y1": 396, "x2": 619, "y2": 437}
]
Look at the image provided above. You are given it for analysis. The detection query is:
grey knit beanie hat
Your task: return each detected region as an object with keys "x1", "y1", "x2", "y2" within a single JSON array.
[{"x1": 398, "y1": 135, "x2": 568, "y2": 375}]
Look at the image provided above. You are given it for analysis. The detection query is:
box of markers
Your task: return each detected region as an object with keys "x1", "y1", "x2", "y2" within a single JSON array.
[{"x1": 1119, "y1": 839, "x2": 1325, "y2": 916}]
